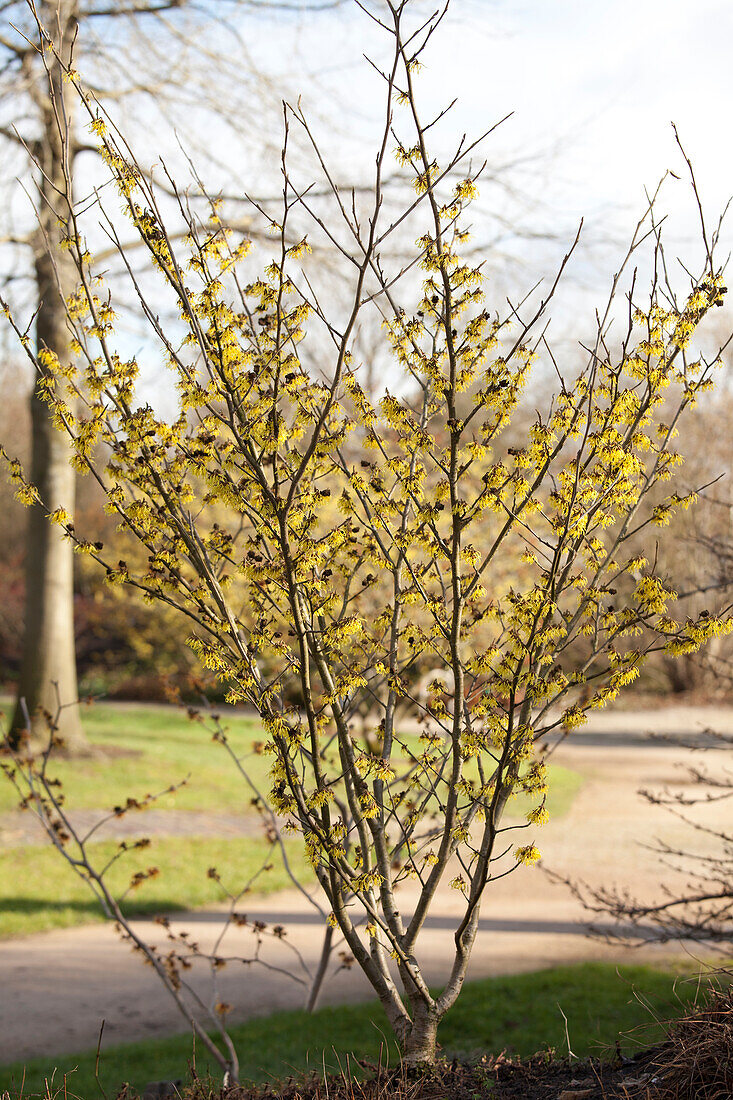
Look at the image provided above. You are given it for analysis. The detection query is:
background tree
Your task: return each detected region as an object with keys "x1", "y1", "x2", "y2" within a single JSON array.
[
  {"x1": 2, "y1": 0, "x2": 84, "y2": 750},
  {"x1": 0, "y1": 0, "x2": 341, "y2": 751}
]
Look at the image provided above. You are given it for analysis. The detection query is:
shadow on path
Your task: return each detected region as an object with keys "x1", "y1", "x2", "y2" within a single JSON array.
[{"x1": 144, "y1": 907, "x2": 651, "y2": 939}]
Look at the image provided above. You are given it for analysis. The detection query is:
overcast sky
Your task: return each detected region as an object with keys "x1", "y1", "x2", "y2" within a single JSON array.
[
  {"x1": 8, "y1": 0, "x2": 727, "y2": 397},
  {"x1": 89, "y1": 0, "x2": 724, "y2": 405},
  {"x1": 252, "y1": 0, "x2": 732, "y2": 290}
]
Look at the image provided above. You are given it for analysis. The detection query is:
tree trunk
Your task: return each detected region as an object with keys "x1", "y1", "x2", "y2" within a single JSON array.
[
  {"x1": 402, "y1": 1007, "x2": 439, "y2": 1065},
  {"x1": 9, "y1": 0, "x2": 86, "y2": 754}
]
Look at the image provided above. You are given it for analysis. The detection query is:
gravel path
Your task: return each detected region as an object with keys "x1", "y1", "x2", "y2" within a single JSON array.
[{"x1": 0, "y1": 808, "x2": 265, "y2": 848}]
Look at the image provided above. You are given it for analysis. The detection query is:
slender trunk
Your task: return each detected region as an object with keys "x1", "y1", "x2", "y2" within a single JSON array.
[
  {"x1": 9, "y1": 0, "x2": 86, "y2": 754},
  {"x1": 304, "y1": 923, "x2": 333, "y2": 1013}
]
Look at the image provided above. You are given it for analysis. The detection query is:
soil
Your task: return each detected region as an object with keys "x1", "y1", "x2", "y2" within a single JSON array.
[{"x1": 486, "y1": 1051, "x2": 655, "y2": 1100}]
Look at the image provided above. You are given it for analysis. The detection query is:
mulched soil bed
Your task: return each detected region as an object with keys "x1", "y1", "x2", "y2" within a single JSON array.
[
  {"x1": 134, "y1": 986, "x2": 733, "y2": 1100},
  {"x1": 168, "y1": 1047, "x2": 667, "y2": 1100}
]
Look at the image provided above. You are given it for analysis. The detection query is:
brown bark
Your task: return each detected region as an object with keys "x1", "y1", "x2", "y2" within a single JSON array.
[{"x1": 9, "y1": 0, "x2": 86, "y2": 754}]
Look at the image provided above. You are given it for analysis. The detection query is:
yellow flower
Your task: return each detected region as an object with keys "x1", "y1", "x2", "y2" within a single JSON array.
[{"x1": 514, "y1": 844, "x2": 541, "y2": 866}]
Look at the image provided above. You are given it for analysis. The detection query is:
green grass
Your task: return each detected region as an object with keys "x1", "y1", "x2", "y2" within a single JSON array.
[
  {"x1": 0, "y1": 835, "x2": 312, "y2": 937},
  {"x1": 0, "y1": 700, "x2": 583, "y2": 819},
  {"x1": 0, "y1": 962, "x2": 702, "y2": 1098},
  {"x1": 0, "y1": 702, "x2": 270, "y2": 814}
]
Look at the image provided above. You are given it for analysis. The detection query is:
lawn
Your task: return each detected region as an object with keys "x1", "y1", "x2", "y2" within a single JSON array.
[
  {"x1": 0, "y1": 835, "x2": 312, "y2": 937},
  {"x1": 0, "y1": 700, "x2": 583, "y2": 937},
  {"x1": 0, "y1": 701, "x2": 270, "y2": 814},
  {"x1": 0, "y1": 962, "x2": 703, "y2": 1098}
]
